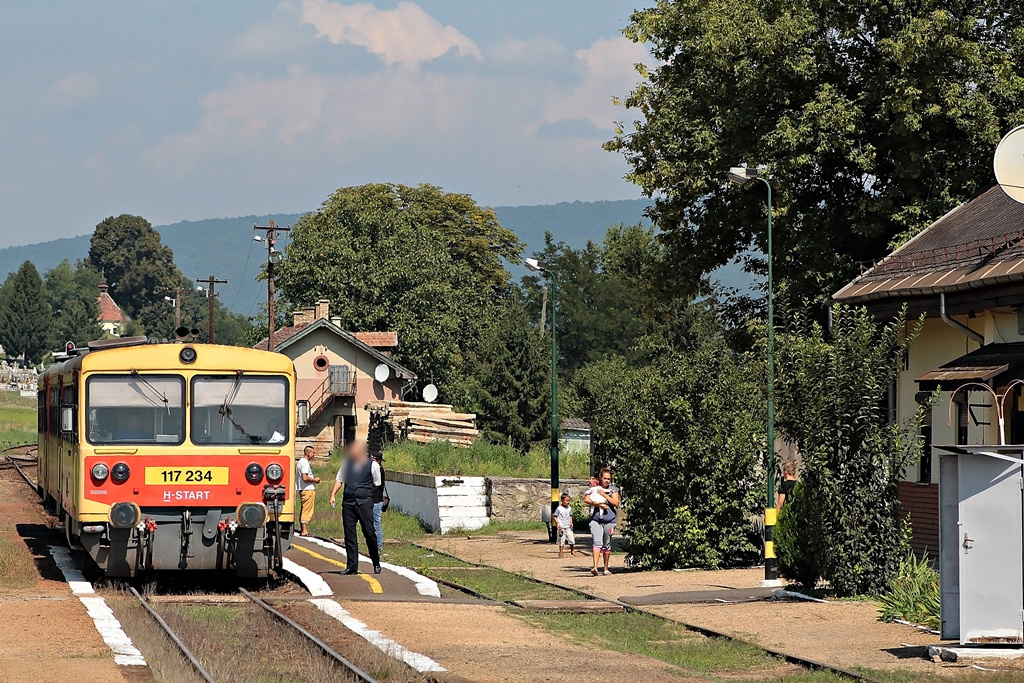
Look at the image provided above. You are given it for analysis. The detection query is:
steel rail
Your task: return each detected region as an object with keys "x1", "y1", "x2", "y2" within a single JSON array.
[
  {"x1": 5, "y1": 455, "x2": 37, "y2": 490},
  {"x1": 408, "y1": 542, "x2": 879, "y2": 682},
  {"x1": 130, "y1": 586, "x2": 217, "y2": 683},
  {"x1": 239, "y1": 588, "x2": 380, "y2": 683}
]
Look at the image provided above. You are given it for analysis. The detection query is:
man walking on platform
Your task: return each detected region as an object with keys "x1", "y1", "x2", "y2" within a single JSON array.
[{"x1": 329, "y1": 441, "x2": 381, "y2": 574}]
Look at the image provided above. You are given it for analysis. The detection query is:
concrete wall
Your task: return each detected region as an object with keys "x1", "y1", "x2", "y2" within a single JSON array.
[
  {"x1": 387, "y1": 471, "x2": 489, "y2": 533},
  {"x1": 488, "y1": 477, "x2": 591, "y2": 522}
]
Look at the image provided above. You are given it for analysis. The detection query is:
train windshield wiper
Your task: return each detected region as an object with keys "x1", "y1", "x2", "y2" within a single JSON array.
[
  {"x1": 218, "y1": 370, "x2": 245, "y2": 429},
  {"x1": 130, "y1": 370, "x2": 169, "y2": 414}
]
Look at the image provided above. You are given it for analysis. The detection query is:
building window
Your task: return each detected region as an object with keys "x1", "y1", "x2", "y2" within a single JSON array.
[{"x1": 917, "y1": 424, "x2": 932, "y2": 484}]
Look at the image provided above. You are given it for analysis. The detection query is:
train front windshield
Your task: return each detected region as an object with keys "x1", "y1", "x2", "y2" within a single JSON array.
[
  {"x1": 191, "y1": 375, "x2": 289, "y2": 445},
  {"x1": 86, "y1": 374, "x2": 186, "y2": 445}
]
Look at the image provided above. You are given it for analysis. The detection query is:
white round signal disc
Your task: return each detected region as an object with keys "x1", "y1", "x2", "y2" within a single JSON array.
[
  {"x1": 423, "y1": 383, "x2": 438, "y2": 403},
  {"x1": 374, "y1": 363, "x2": 390, "y2": 383},
  {"x1": 994, "y1": 125, "x2": 1024, "y2": 204}
]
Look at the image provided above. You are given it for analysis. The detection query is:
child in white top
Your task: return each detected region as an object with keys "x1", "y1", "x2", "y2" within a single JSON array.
[{"x1": 553, "y1": 492, "x2": 575, "y2": 557}]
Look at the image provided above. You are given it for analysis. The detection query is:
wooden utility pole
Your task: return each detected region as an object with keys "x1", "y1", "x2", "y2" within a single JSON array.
[
  {"x1": 195, "y1": 275, "x2": 227, "y2": 343},
  {"x1": 165, "y1": 288, "x2": 183, "y2": 329},
  {"x1": 253, "y1": 219, "x2": 291, "y2": 352}
]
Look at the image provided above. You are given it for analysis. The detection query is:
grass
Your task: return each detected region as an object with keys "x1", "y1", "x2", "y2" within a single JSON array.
[
  {"x1": 519, "y1": 609, "x2": 840, "y2": 680},
  {"x1": 0, "y1": 534, "x2": 38, "y2": 588},
  {"x1": 304, "y1": 450, "x2": 430, "y2": 542},
  {"x1": 0, "y1": 392, "x2": 37, "y2": 446},
  {"x1": 379, "y1": 542, "x2": 471, "y2": 570},
  {"x1": 383, "y1": 439, "x2": 592, "y2": 478},
  {"x1": 427, "y1": 566, "x2": 584, "y2": 602}
]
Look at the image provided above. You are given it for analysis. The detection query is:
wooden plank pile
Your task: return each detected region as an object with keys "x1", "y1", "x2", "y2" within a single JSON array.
[{"x1": 366, "y1": 400, "x2": 479, "y2": 447}]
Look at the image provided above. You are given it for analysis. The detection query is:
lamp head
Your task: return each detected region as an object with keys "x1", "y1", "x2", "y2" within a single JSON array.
[
  {"x1": 253, "y1": 234, "x2": 264, "y2": 243},
  {"x1": 164, "y1": 296, "x2": 172, "y2": 302},
  {"x1": 525, "y1": 258, "x2": 548, "y2": 273},
  {"x1": 269, "y1": 249, "x2": 284, "y2": 265},
  {"x1": 728, "y1": 166, "x2": 758, "y2": 185}
]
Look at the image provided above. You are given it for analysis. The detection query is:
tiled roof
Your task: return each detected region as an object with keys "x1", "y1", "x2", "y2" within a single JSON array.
[
  {"x1": 561, "y1": 418, "x2": 592, "y2": 431},
  {"x1": 353, "y1": 331, "x2": 398, "y2": 347},
  {"x1": 253, "y1": 322, "x2": 310, "y2": 351},
  {"x1": 835, "y1": 186, "x2": 1024, "y2": 303},
  {"x1": 96, "y1": 292, "x2": 129, "y2": 323}
]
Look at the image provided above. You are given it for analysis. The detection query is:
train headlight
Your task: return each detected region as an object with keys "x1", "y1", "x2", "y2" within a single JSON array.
[
  {"x1": 179, "y1": 346, "x2": 197, "y2": 364},
  {"x1": 266, "y1": 463, "x2": 283, "y2": 484},
  {"x1": 111, "y1": 462, "x2": 130, "y2": 483},
  {"x1": 236, "y1": 502, "x2": 268, "y2": 528},
  {"x1": 91, "y1": 462, "x2": 109, "y2": 481},
  {"x1": 109, "y1": 502, "x2": 140, "y2": 529},
  {"x1": 245, "y1": 463, "x2": 264, "y2": 484}
]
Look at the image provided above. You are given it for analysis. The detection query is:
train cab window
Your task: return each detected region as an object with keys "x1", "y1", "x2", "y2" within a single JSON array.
[
  {"x1": 191, "y1": 375, "x2": 289, "y2": 445},
  {"x1": 85, "y1": 374, "x2": 185, "y2": 445}
]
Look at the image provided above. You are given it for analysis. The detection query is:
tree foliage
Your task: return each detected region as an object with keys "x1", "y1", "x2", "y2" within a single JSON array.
[
  {"x1": 609, "y1": 0, "x2": 1024, "y2": 301},
  {"x1": 88, "y1": 214, "x2": 184, "y2": 336},
  {"x1": 463, "y1": 299, "x2": 550, "y2": 450},
  {"x1": 0, "y1": 261, "x2": 53, "y2": 364},
  {"x1": 571, "y1": 303, "x2": 762, "y2": 569},
  {"x1": 773, "y1": 305, "x2": 923, "y2": 594},
  {"x1": 44, "y1": 259, "x2": 104, "y2": 346},
  {"x1": 275, "y1": 183, "x2": 523, "y2": 404},
  {"x1": 523, "y1": 224, "x2": 661, "y2": 374}
]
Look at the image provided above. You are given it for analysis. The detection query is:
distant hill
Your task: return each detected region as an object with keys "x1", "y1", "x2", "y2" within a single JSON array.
[{"x1": 0, "y1": 199, "x2": 755, "y2": 315}]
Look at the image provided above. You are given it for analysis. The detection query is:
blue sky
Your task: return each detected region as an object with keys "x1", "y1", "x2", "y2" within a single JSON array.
[{"x1": 0, "y1": 1, "x2": 648, "y2": 245}]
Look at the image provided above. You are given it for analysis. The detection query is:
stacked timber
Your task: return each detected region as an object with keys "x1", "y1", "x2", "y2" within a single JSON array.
[{"x1": 366, "y1": 400, "x2": 479, "y2": 447}]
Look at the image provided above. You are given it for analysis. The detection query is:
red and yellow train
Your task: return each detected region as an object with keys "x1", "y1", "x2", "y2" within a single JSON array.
[{"x1": 38, "y1": 337, "x2": 297, "y2": 577}]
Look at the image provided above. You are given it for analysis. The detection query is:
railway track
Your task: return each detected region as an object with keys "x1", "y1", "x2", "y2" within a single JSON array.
[
  {"x1": 130, "y1": 587, "x2": 382, "y2": 683},
  {"x1": 3, "y1": 444, "x2": 38, "y2": 490}
]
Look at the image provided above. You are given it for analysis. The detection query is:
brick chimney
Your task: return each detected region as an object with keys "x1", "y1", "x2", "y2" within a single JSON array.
[
  {"x1": 314, "y1": 299, "x2": 330, "y2": 321},
  {"x1": 292, "y1": 306, "x2": 316, "y2": 326}
]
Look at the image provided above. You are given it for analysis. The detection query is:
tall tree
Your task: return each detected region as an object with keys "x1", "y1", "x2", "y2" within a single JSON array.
[
  {"x1": 275, "y1": 183, "x2": 523, "y2": 404},
  {"x1": 44, "y1": 259, "x2": 103, "y2": 346},
  {"x1": 464, "y1": 300, "x2": 550, "y2": 450},
  {"x1": 0, "y1": 261, "x2": 52, "y2": 364},
  {"x1": 88, "y1": 214, "x2": 183, "y2": 336},
  {"x1": 523, "y1": 224, "x2": 661, "y2": 375},
  {"x1": 608, "y1": 0, "x2": 1024, "y2": 302}
]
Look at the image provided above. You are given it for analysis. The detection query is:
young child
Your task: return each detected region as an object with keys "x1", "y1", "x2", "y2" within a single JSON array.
[
  {"x1": 554, "y1": 492, "x2": 575, "y2": 557},
  {"x1": 585, "y1": 477, "x2": 609, "y2": 523}
]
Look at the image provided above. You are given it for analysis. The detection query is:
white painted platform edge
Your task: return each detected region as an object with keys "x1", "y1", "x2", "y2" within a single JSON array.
[
  {"x1": 302, "y1": 536, "x2": 442, "y2": 598},
  {"x1": 929, "y1": 645, "x2": 1024, "y2": 661},
  {"x1": 310, "y1": 598, "x2": 446, "y2": 673},
  {"x1": 48, "y1": 546, "x2": 147, "y2": 667},
  {"x1": 281, "y1": 556, "x2": 333, "y2": 597}
]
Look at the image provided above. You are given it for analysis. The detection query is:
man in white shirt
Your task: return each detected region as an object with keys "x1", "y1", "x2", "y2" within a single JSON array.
[{"x1": 295, "y1": 446, "x2": 321, "y2": 537}]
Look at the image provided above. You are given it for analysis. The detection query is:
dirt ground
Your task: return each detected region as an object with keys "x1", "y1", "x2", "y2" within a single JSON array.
[
  {"x1": 0, "y1": 467, "x2": 135, "y2": 683},
  {"x1": 340, "y1": 600, "x2": 690, "y2": 683},
  {"x1": 418, "y1": 530, "x2": 1019, "y2": 678}
]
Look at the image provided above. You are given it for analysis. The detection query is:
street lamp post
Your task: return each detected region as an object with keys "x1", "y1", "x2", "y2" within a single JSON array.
[
  {"x1": 526, "y1": 257, "x2": 560, "y2": 542},
  {"x1": 728, "y1": 166, "x2": 782, "y2": 588}
]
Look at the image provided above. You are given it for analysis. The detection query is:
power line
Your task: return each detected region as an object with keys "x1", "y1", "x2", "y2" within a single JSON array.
[{"x1": 229, "y1": 238, "x2": 255, "y2": 311}]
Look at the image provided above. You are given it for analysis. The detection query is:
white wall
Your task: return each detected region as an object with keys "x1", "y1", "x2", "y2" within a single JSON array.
[{"x1": 386, "y1": 472, "x2": 488, "y2": 534}]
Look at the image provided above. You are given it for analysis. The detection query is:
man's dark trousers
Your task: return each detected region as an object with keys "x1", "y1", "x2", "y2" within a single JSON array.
[{"x1": 342, "y1": 495, "x2": 380, "y2": 571}]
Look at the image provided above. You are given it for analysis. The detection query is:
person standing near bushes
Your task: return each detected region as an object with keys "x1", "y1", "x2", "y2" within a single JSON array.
[
  {"x1": 584, "y1": 467, "x2": 620, "y2": 576},
  {"x1": 777, "y1": 461, "x2": 798, "y2": 511},
  {"x1": 371, "y1": 451, "x2": 386, "y2": 558}
]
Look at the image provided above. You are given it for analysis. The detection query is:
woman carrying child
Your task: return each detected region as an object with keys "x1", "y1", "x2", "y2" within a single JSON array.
[{"x1": 584, "y1": 467, "x2": 620, "y2": 576}]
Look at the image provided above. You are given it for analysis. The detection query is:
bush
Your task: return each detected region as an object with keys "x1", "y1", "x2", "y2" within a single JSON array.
[
  {"x1": 877, "y1": 551, "x2": 940, "y2": 629},
  {"x1": 773, "y1": 304, "x2": 926, "y2": 595},
  {"x1": 571, "y1": 306, "x2": 762, "y2": 570},
  {"x1": 774, "y1": 483, "x2": 824, "y2": 589}
]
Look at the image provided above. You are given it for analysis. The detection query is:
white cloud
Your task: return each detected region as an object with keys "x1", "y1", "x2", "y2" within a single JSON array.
[
  {"x1": 299, "y1": 0, "x2": 480, "y2": 68},
  {"x1": 42, "y1": 71, "x2": 99, "y2": 109},
  {"x1": 543, "y1": 36, "x2": 647, "y2": 132}
]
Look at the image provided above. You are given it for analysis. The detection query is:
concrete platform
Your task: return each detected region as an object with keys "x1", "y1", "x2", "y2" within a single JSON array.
[{"x1": 619, "y1": 586, "x2": 777, "y2": 605}]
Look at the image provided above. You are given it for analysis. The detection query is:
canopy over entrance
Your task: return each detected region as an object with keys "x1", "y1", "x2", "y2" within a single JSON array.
[{"x1": 916, "y1": 342, "x2": 1024, "y2": 392}]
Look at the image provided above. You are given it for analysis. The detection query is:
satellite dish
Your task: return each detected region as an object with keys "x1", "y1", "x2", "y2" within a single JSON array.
[
  {"x1": 994, "y1": 125, "x2": 1024, "y2": 204},
  {"x1": 423, "y1": 383, "x2": 438, "y2": 403},
  {"x1": 374, "y1": 363, "x2": 390, "y2": 383}
]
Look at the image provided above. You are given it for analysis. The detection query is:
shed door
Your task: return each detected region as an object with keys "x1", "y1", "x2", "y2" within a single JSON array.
[{"x1": 958, "y1": 453, "x2": 1024, "y2": 644}]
